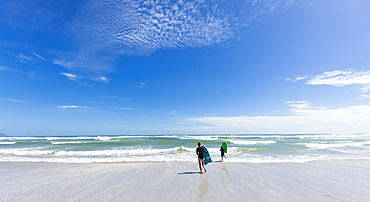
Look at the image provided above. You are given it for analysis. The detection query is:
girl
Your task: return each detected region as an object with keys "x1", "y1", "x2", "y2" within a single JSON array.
[{"x1": 196, "y1": 142, "x2": 207, "y2": 173}]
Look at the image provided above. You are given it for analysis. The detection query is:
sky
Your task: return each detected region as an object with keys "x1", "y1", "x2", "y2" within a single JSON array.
[{"x1": 1, "y1": 0, "x2": 370, "y2": 136}]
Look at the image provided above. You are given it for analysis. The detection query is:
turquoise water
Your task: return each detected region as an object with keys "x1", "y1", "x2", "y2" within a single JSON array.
[{"x1": 1, "y1": 134, "x2": 370, "y2": 163}]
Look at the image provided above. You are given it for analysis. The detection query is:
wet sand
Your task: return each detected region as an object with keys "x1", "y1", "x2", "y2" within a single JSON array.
[{"x1": 1, "y1": 160, "x2": 369, "y2": 201}]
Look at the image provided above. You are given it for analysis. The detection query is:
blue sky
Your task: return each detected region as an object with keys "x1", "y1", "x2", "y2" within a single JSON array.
[{"x1": 1, "y1": 0, "x2": 370, "y2": 136}]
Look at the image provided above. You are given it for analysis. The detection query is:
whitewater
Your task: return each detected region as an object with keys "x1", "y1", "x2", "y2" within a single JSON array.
[{"x1": 1, "y1": 134, "x2": 370, "y2": 163}]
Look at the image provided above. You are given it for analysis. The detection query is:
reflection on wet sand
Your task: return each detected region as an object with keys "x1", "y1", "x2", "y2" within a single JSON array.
[
  {"x1": 198, "y1": 173, "x2": 209, "y2": 198},
  {"x1": 222, "y1": 163, "x2": 229, "y2": 175}
]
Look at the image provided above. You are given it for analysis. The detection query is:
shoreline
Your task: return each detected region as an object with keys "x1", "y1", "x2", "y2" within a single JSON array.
[
  {"x1": 1, "y1": 156, "x2": 370, "y2": 164},
  {"x1": 1, "y1": 159, "x2": 370, "y2": 201}
]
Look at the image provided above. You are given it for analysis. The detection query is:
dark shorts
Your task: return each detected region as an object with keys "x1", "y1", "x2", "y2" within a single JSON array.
[{"x1": 198, "y1": 155, "x2": 204, "y2": 159}]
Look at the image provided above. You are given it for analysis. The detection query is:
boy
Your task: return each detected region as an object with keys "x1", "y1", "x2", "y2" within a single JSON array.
[{"x1": 220, "y1": 146, "x2": 226, "y2": 162}]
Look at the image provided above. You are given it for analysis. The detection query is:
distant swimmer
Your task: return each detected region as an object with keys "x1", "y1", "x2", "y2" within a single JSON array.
[{"x1": 196, "y1": 142, "x2": 207, "y2": 173}]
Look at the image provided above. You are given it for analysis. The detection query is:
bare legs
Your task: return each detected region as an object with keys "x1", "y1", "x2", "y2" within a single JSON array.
[
  {"x1": 198, "y1": 158, "x2": 202, "y2": 173},
  {"x1": 198, "y1": 158, "x2": 207, "y2": 173},
  {"x1": 202, "y1": 158, "x2": 207, "y2": 173}
]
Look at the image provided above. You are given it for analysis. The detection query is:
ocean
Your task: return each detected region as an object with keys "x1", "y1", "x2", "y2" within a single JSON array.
[{"x1": 1, "y1": 134, "x2": 370, "y2": 163}]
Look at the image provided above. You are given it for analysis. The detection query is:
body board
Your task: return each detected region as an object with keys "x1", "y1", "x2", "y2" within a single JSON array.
[
  {"x1": 202, "y1": 146, "x2": 212, "y2": 165},
  {"x1": 222, "y1": 142, "x2": 228, "y2": 153}
]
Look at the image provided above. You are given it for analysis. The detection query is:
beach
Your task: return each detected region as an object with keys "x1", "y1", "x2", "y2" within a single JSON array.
[{"x1": 1, "y1": 160, "x2": 369, "y2": 202}]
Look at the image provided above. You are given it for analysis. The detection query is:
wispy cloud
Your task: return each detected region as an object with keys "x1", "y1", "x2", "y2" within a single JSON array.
[
  {"x1": 60, "y1": 72, "x2": 78, "y2": 81},
  {"x1": 285, "y1": 75, "x2": 310, "y2": 82},
  {"x1": 59, "y1": 72, "x2": 101, "y2": 88},
  {"x1": 54, "y1": 60, "x2": 75, "y2": 69},
  {"x1": 1, "y1": 65, "x2": 43, "y2": 80},
  {"x1": 5, "y1": 51, "x2": 34, "y2": 64},
  {"x1": 27, "y1": 71, "x2": 43, "y2": 80},
  {"x1": 151, "y1": 109, "x2": 177, "y2": 114},
  {"x1": 32, "y1": 52, "x2": 47, "y2": 62},
  {"x1": 51, "y1": 0, "x2": 300, "y2": 74},
  {"x1": 57, "y1": 63, "x2": 112, "y2": 85},
  {"x1": 137, "y1": 82, "x2": 146, "y2": 88},
  {"x1": 85, "y1": 0, "x2": 298, "y2": 53},
  {"x1": 86, "y1": 0, "x2": 235, "y2": 53},
  {"x1": 5, "y1": 50, "x2": 48, "y2": 64},
  {"x1": 360, "y1": 95, "x2": 370, "y2": 99},
  {"x1": 3, "y1": 0, "x2": 300, "y2": 74},
  {"x1": 57, "y1": 105, "x2": 95, "y2": 109},
  {"x1": 87, "y1": 101, "x2": 105, "y2": 104},
  {"x1": 306, "y1": 69, "x2": 370, "y2": 91},
  {"x1": 120, "y1": 98, "x2": 132, "y2": 101},
  {"x1": 53, "y1": 53, "x2": 116, "y2": 74},
  {"x1": 1, "y1": 98, "x2": 30, "y2": 103},
  {"x1": 101, "y1": 96, "x2": 118, "y2": 99},
  {"x1": 0, "y1": 65, "x2": 18, "y2": 72},
  {"x1": 182, "y1": 101, "x2": 370, "y2": 134},
  {"x1": 97, "y1": 96, "x2": 132, "y2": 102},
  {"x1": 91, "y1": 76, "x2": 110, "y2": 84},
  {"x1": 287, "y1": 69, "x2": 370, "y2": 97},
  {"x1": 80, "y1": 82, "x2": 94, "y2": 88},
  {"x1": 285, "y1": 100, "x2": 326, "y2": 112},
  {"x1": 111, "y1": 107, "x2": 135, "y2": 110},
  {"x1": 16, "y1": 54, "x2": 34, "y2": 63}
]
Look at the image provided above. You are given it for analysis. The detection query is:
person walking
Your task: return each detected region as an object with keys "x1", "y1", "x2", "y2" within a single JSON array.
[
  {"x1": 220, "y1": 146, "x2": 226, "y2": 162},
  {"x1": 196, "y1": 142, "x2": 207, "y2": 173}
]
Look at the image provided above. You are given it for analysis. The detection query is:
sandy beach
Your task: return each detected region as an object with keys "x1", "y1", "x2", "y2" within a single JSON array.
[{"x1": 1, "y1": 160, "x2": 369, "y2": 201}]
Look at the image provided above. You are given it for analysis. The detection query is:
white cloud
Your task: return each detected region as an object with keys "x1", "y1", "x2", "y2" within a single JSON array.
[
  {"x1": 1, "y1": 98, "x2": 30, "y2": 103},
  {"x1": 287, "y1": 69, "x2": 370, "y2": 98},
  {"x1": 60, "y1": 72, "x2": 78, "y2": 81},
  {"x1": 5, "y1": 1, "x2": 300, "y2": 74},
  {"x1": 54, "y1": 60, "x2": 75, "y2": 69},
  {"x1": 360, "y1": 95, "x2": 370, "y2": 99},
  {"x1": 137, "y1": 82, "x2": 146, "y2": 88},
  {"x1": 0, "y1": 65, "x2": 18, "y2": 72},
  {"x1": 32, "y1": 52, "x2": 47, "y2": 62},
  {"x1": 16, "y1": 54, "x2": 34, "y2": 63},
  {"x1": 88, "y1": 0, "x2": 236, "y2": 52},
  {"x1": 181, "y1": 101, "x2": 370, "y2": 134},
  {"x1": 88, "y1": 101, "x2": 105, "y2": 104},
  {"x1": 151, "y1": 109, "x2": 177, "y2": 114},
  {"x1": 91, "y1": 76, "x2": 110, "y2": 83},
  {"x1": 59, "y1": 72, "x2": 107, "y2": 87},
  {"x1": 1, "y1": 66, "x2": 43, "y2": 80},
  {"x1": 6, "y1": 52, "x2": 34, "y2": 64},
  {"x1": 51, "y1": 0, "x2": 298, "y2": 74},
  {"x1": 81, "y1": 82, "x2": 94, "y2": 88},
  {"x1": 53, "y1": 54, "x2": 115, "y2": 73},
  {"x1": 6, "y1": 51, "x2": 47, "y2": 64},
  {"x1": 306, "y1": 69, "x2": 370, "y2": 90},
  {"x1": 56, "y1": 62, "x2": 112, "y2": 86},
  {"x1": 27, "y1": 71, "x2": 43, "y2": 80},
  {"x1": 57, "y1": 105, "x2": 95, "y2": 109},
  {"x1": 111, "y1": 107, "x2": 135, "y2": 110},
  {"x1": 285, "y1": 75, "x2": 311, "y2": 82},
  {"x1": 101, "y1": 96, "x2": 118, "y2": 99},
  {"x1": 286, "y1": 100, "x2": 326, "y2": 113}
]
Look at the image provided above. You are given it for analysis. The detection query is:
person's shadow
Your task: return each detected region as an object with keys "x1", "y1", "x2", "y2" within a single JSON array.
[{"x1": 177, "y1": 172, "x2": 202, "y2": 175}]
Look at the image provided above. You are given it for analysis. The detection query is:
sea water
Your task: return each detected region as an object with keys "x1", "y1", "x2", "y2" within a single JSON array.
[{"x1": 1, "y1": 134, "x2": 370, "y2": 163}]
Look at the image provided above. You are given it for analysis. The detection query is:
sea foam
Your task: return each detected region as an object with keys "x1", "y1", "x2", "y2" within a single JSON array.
[{"x1": 1, "y1": 134, "x2": 370, "y2": 163}]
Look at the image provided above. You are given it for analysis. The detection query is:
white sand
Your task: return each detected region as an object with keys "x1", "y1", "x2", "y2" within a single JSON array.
[{"x1": 1, "y1": 160, "x2": 370, "y2": 201}]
